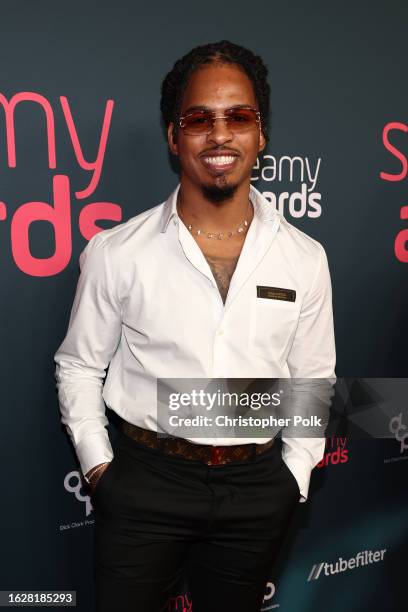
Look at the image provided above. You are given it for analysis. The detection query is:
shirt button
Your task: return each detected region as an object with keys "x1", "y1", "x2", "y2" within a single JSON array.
[{"x1": 217, "y1": 329, "x2": 224, "y2": 336}]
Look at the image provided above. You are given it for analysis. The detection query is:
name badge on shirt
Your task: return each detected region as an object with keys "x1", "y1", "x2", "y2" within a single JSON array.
[{"x1": 256, "y1": 286, "x2": 296, "y2": 302}]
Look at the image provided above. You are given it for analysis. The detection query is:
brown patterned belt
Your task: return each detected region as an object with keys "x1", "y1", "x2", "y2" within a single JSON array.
[{"x1": 121, "y1": 420, "x2": 275, "y2": 466}]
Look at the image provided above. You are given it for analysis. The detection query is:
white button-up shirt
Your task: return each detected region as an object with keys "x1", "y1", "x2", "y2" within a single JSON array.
[{"x1": 54, "y1": 183, "x2": 336, "y2": 502}]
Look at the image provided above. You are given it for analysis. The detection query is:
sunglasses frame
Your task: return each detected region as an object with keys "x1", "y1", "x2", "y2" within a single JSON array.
[{"x1": 178, "y1": 107, "x2": 261, "y2": 135}]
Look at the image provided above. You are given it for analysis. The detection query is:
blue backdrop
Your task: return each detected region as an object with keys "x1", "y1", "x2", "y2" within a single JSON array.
[{"x1": 1, "y1": 1, "x2": 407, "y2": 610}]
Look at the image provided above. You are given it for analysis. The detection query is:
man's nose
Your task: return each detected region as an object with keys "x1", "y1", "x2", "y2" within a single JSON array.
[{"x1": 206, "y1": 117, "x2": 233, "y2": 145}]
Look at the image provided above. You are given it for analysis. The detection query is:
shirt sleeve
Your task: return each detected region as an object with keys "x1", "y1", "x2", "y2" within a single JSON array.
[
  {"x1": 54, "y1": 232, "x2": 122, "y2": 478},
  {"x1": 282, "y1": 243, "x2": 336, "y2": 503}
]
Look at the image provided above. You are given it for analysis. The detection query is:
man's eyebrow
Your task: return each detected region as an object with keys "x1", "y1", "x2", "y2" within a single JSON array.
[
  {"x1": 182, "y1": 104, "x2": 255, "y2": 114},
  {"x1": 183, "y1": 105, "x2": 210, "y2": 113}
]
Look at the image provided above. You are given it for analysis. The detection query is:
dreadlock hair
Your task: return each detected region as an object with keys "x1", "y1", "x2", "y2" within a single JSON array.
[{"x1": 160, "y1": 40, "x2": 271, "y2": 143}]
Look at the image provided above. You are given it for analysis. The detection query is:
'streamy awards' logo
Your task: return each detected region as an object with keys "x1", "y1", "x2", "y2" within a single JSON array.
[
  {"x1": 252, "y1": 154, "x2": 322, "y2": 218},
  {"x1": 0, "y1": 91, "x2": 121, "y2": 276}
]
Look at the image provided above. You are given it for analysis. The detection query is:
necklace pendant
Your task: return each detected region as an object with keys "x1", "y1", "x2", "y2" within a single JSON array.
[{"x1": 185, "y1": 199, "x2": 251, "y2": 240}]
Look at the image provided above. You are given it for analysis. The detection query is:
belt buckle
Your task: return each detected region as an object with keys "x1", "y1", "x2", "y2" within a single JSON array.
[{"x1": 207, "y1": 446, "x2": 227, "y2": 466}]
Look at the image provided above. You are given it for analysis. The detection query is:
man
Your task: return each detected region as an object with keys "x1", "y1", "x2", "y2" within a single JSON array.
[{"x1": 54, "y1": 40, "x2": 336, "y2": 612}]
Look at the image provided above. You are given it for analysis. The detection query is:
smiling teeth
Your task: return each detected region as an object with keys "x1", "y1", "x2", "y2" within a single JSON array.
[{"x1": 204, "y1": 156, "x2": 236, "y2": 165}]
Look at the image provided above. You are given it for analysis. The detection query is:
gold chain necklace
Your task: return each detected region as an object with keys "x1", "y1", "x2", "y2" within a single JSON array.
[{"x1": 186, "y1": 201, "x2": 251, "y2": 240}]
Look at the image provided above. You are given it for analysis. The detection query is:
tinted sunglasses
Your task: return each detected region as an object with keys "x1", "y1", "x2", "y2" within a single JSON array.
[{"x1": 178, "y1": 107, "x2": 261, "y2": 135}]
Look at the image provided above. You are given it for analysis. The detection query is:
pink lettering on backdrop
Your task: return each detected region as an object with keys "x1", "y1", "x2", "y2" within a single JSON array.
[
  {"x1": 79, "y1": 202, "x2": 122, "y2": 241},
  {"x1": 165, "y1": 594, "x2": 192, "y2": 612},
  {"x1": 0, "y1": 92, "x2": 56, "y2": 168},
  {"x1": 380, "y1": 122, "x2": 408, "y2": 182},
  {"x1": 60, "y1": 96, "x2": 114, "y2": 199},
  {"x1": 380, "y1": 121, "x2": 408, "y2": 262},
  {"x1": 10, "y1": 175, "x2": 122, "y2": 276},
  {"x1": 0, "y1": 90, "x2": 122, "y2": 276},
  {"x1": 395, "y1": 205, "x2": 408, "y2": 263},
  {"x1": 11, "y1": 175, "x2": 71, "y2": 276}
]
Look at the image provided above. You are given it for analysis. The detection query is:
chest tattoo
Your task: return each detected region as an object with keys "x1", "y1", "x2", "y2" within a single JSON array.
[{"x1": 204, "y1": 252, "x2": 240, "y2": 304}]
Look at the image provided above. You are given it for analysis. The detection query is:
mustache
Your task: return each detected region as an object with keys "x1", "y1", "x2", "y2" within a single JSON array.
[{"x1": 199, "y1": 147, "x2": 240, "y2": 157}]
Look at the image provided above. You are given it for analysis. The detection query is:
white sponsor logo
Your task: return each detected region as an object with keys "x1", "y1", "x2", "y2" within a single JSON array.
[
  {"x1": 389, "y1": 413, "x2": 408, "y2": 453},
  {"x1": 261, "y1": 582, "x2": 278, "y2": 611},
  {"x1": 308, "y1": 549, "x2": 386, "y2": 581},
  {"x1": 63, "y1": 470, "x2": 93, "y2": 516}
]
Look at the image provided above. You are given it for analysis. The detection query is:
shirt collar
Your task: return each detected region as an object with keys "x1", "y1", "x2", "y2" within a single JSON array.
[{"x1": 160, "y1": 183, "x2": 279, "y2": 233}]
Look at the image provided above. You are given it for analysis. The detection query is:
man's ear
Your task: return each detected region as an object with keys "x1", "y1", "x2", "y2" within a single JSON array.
[
  {"x1": 167, "y1": 123, "x2": 178, "y2": 156},
  {"x1": 258, "y1": 129, "x2": 266, "y2": 153}
]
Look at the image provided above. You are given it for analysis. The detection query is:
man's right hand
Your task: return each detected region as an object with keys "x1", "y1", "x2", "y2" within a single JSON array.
[{"x1": 86, "y1": 462, "x2": 111, "y2": 494}]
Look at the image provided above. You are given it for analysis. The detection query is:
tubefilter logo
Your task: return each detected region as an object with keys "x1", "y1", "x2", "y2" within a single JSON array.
[{"x1": 308, "y1": 549, "x2": 386, "y2": 581}]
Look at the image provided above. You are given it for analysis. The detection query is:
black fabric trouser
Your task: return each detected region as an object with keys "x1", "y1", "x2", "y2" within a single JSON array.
[{"x1": 92, "y1": 429, "x2": 300, "y2": 612}]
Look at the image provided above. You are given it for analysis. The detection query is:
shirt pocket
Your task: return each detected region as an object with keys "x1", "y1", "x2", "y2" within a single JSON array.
[{"x1": 249, "y1": 296, "x2": 300, "y2": 359}]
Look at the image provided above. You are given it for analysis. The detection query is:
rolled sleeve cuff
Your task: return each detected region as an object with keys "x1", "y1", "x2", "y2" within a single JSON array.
[
  {"x1": 75, "y1": 431, "x2": 114, "y2": 480},
  {"x1": 282, "y1": 457, "x2": 313, "y2": 504}
]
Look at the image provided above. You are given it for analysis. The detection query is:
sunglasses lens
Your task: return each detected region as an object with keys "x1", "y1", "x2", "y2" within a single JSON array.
[
  {"x1": 225, "y1": 108, "x2": 258, "y2": 129},
  {"x1": 180, "y1": 108, "x2": 259, "y2": 134},
  {"x1": 181, "y1": 112, "x2": 213, "y2": 134}
]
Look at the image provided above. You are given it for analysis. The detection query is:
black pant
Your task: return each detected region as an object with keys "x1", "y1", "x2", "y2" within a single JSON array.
[{"x1": 92, "y1": 429, "x2": 300, "y2": 612}]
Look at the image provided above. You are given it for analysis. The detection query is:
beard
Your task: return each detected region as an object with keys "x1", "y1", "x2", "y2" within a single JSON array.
[{"x1": 201, "y1": 179, "x2": 238, "y2": 204}]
